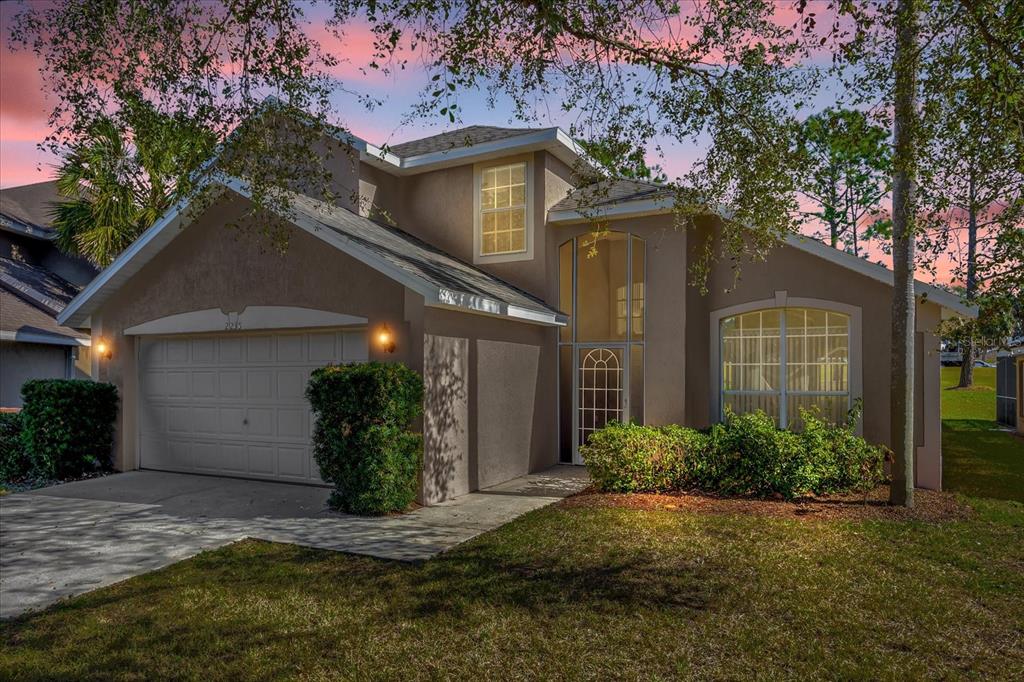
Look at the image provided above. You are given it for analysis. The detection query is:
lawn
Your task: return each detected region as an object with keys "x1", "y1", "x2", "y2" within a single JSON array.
[
  {"x1": 2, "y1": 368, "x2": 1022, "y2": 679},
  {"x1": 2, "y1": 496, "x2": 1023, "y2": 680},
  {"x1": 941, "y1": 366, "x2": 1024, "y2": 502}
]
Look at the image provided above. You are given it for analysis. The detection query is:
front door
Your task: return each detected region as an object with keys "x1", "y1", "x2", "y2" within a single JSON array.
[{"x1": 574, "y1": 345, "x2": 631, "y2": 464}]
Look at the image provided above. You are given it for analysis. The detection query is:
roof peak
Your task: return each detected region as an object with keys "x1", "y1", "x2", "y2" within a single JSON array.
[{"x1": 388, "y1": 124, "x2": 553, "y2": 158}]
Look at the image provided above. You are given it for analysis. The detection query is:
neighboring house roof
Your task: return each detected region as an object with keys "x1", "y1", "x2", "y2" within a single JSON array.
[
  {"x1": 0, "y1": 181, "x2": 62, "y2": 240},
  {"x1": 389, "y1": 126, "x2": 543, "y2": 158},
  {"x1": 0, "y1": 256, "x2": 81, "y2": 315},
  {"x1": 548, "y1": 180, "x2": 977, "y2": 318},
  {"x1": 1, "y1": 290, "x2": 89, "y2": 346},
  {"x1": 0, "y1": 258, "x2": 89, "y2": 347},
  {"x1": 59, "y1": 176, "x2": 567, "y2": 329}
]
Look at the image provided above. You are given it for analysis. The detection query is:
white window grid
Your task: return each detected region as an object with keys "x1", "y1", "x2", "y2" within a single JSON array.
[
  {"x1": 578, "y1": 348, "x2": 623, "y2": 445},
  {"x1": 721, "y1": 308, "x2": 850, "y2": 427},
  {"x1": 615, "y1": 283, "x2": 645, "y2": 337},
  {"x1": 480, "y1": 162, "x2": 527, "y2": 256}
]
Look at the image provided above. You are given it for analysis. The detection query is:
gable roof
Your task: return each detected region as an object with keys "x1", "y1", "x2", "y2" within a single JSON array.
[
  {"x1": 550, "y1": 178, "x2": 671, "y2": 213},
  {"x1": 389, "y1": 125, "x2": 542, "y2": 158},
  {"x1": 0, "y1": 181, "x2": 62, "y2": 240},
  {"x1": 548, "y1": 180, "x2": 976, "y2": 318},
  {"x1": 58, "y1": 176, "x2": 566, "y2": 329}
]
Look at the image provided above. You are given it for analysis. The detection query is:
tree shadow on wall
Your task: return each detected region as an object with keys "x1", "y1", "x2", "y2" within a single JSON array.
[{"x1": 422, "y1": 336, "x2": 469, "y2": 503}]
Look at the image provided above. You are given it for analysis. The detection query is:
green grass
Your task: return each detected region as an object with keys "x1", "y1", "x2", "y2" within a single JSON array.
[
  {"x1": 3, "y1": 500, "x2": 1024, "y2": 680},
  {"x1": 941, "y1": 366, "x2": 997, "y2": 421},
  {"x1": 1, "y1": 366, "x2": 1021, "y2": 679},
  {"x1": 941, "y1": 367, "x2": 1024, "y2": 502}
]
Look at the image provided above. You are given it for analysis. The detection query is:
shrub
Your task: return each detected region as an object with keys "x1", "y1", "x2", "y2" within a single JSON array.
[
  {"x1": 800, "y1": 402, "x2": 887, "y2": 494},
  {"x1": 20, "y1": 379, "x2": 119, "y2": 479},
  {"x1": 581, "y1": 422, "x2": 706, "y2": 493},
  {"x1": 307, "y1": 362, "x2": 424, "y2": 515},
  {"x1": 582, "y1": 405, "x2": 887, "y2": 500},
  {"x1": 702, "y1": 410, "x2": 818, "y2": 499},
  {"x1": 0, "y1": 411, "x2": 29, "y2": 481}
]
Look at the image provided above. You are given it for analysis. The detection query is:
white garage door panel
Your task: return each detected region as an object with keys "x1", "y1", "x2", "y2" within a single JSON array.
[{"x1": 138, "y1": 329, "x2": 367, "y2": 485}]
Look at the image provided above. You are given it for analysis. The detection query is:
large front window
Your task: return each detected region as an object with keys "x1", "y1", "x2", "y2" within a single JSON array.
[{"x1": 721, "y1": 308, "x2": 850, "y2": 427}]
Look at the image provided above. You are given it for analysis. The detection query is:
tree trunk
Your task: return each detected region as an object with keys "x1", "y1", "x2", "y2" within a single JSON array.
[
  {"x1": 890, "y1": 0, "x2": 919, "y2": 508},
  {"x1": 845, "y1": 169, "x2": 859, "y2": 255},
  {"x1": 829, "y1": 176, "x2": 840, "y2": 248},
  {"x1": 957, "y1": 168, "x2": 979, "y2": 388}
]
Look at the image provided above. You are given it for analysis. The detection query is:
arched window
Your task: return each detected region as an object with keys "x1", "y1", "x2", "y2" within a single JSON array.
[{"x1": 721, "y1": 307, "x2": 851, "y2": 427}]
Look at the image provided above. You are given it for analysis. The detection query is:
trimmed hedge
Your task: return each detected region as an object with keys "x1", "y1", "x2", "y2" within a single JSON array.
[
  {"x1": 581, "y1": 404, "x2": 886, "y2": 499},
  {"x1": 307, "y1": 362, "x2": 424, "y2": 515},
  {"x1": 0, "y1": 411, "x2": 27, "y2": 481},
  {"x1": 20, "y1": 379, "x2": 119, "y2": 479},
  {"x1": 583, "y1": 422, "x2": 705, "y2": 493}
]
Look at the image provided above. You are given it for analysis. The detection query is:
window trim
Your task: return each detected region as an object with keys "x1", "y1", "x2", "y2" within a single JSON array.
[
  {"x1": 473, "y1": 156, "x2": 535, "y2": 264},
  {"x1": 709, "y1": 294, "x2": 863, "y2": 432}
]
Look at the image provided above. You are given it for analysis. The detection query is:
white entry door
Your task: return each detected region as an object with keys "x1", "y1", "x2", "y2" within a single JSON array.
[{"x1": 138, "y1": 329, "x2": 367, "y2": 485}]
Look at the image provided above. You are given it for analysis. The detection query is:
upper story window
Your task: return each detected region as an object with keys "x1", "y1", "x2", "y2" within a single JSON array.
[{"x1": 475, "y1": 160, "x2": 532, "y2": 263}]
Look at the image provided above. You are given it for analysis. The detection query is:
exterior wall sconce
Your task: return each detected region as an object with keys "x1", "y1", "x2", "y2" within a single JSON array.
[
  {"x1": 376, "y1": 324, "x2": 396, "y2": 354},
  {"x1": 96, "y1": 339, "x2": 113, "y2": 360}
]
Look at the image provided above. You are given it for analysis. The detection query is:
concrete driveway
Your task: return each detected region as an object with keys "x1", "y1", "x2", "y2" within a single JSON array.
[{"x1": 0, "y1": 467, "x2": 588, "y2": 619}]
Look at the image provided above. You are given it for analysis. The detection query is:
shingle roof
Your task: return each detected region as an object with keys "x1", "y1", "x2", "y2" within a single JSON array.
[
  {"x1": 0, "y1": 181, "x2": 62, "y2": 238},
  {"x1": 284, "y1": 190, "x2": 562, "y2": 319},
  {"x1": 1, "y1": 289, "x2": 88, "y2": 341},
  {"x1": 389, "y1": 125, "x2": 545, "y2": 158},
  {"x1": 0, "y1": 257, "x2": 82, "y2": 315},
  {"x1": 550, "y1": 178, "x2": 672, "y2": 213}
]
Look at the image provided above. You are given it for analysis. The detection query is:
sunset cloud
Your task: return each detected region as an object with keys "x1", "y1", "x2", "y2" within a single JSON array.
[{"x1": 0, "y1": 4, "x2": 965, "y2": 286}]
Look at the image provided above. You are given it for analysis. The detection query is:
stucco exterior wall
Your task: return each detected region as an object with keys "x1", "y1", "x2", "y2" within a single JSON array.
[
  {"x1": 89, "y1": 196, "x2": 418, "y2": 473},
  {"x1": 421, "y1": 307, "x2": 557, "y2": 503},
  {"x1": 683, "y1": 222, "x2": 944, "y2": 489},
  {"x1": 0, "y1": 342, "x2": 70, "y2": 407},
  {"x1": 362, "y1": 151, "x2": 578, "y2": 302}
]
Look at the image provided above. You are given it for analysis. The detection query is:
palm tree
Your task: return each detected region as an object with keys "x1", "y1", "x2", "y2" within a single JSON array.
[{"x1": 51, "y1": 101, "x2": 215, "y2": 268}]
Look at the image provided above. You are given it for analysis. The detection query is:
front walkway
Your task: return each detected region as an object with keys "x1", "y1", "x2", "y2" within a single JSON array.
[{"x1": 0, "y1": 467, "x2": 588, "y2": 619}]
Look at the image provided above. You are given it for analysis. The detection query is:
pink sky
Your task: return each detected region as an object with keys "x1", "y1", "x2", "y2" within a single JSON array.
[{"x1": 0, "y1": 5, "x2": 961, "y2": 284}]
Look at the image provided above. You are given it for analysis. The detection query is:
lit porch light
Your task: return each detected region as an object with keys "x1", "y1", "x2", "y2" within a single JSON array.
[{"x1": 377, "y1": 324, "x2": 396, "y2": 353}]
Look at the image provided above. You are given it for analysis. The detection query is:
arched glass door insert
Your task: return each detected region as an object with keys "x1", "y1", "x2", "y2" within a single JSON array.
[{"x1": 558, "y1": 232, "x2": 645, "y2": 464}]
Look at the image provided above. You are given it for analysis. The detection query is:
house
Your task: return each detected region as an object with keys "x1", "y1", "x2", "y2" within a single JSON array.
[
  {"x1": 56, "y1": 124, "x2": 975, "y2": 503},
  {"x1": 1, "y1": 181, "x2": 96, "y2": 407},
  {"x1": 996, "y1": 339, "x2": 1023, "y2": 435}
]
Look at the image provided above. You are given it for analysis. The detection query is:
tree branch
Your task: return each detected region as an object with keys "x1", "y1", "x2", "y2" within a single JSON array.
[{"x1": 957, "y1": 0, "x2": 1024, "y2": 69}]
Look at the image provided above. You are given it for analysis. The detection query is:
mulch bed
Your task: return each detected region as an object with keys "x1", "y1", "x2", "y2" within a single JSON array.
[
  {"x1": 561, "y1": 485, "x2": 974, "y2": 523},
  {"x1": 0, "y1": 469, "x2": 112, "y2": 495}
]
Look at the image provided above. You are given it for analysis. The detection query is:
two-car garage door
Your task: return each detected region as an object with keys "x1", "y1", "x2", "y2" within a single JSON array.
[{"x1": 138, "y1": 329, "x2": 368, "y2": 485}]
